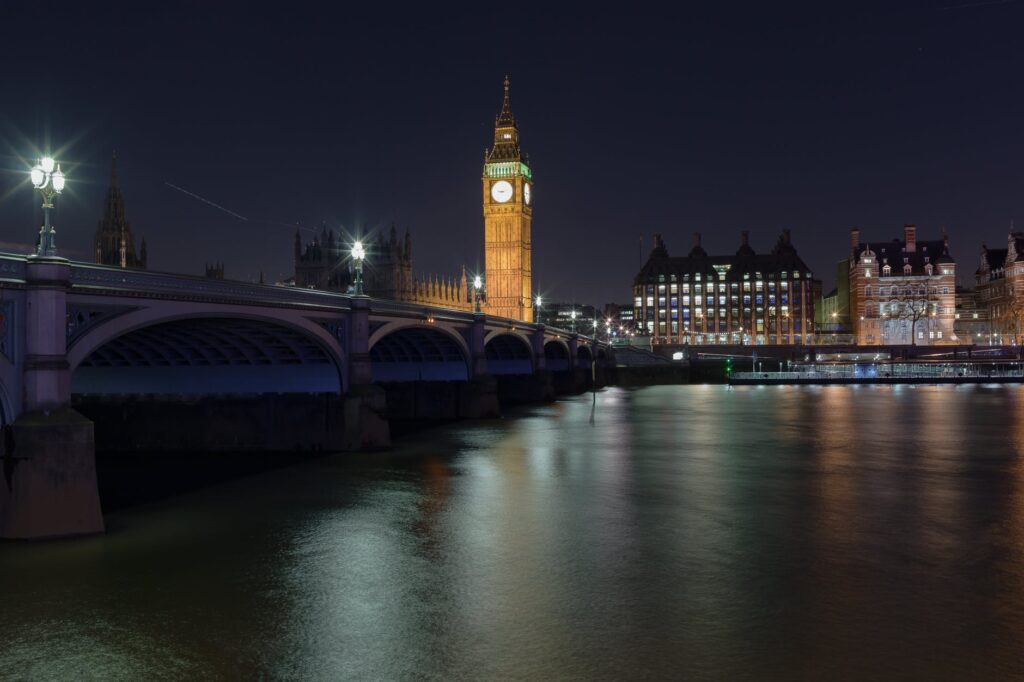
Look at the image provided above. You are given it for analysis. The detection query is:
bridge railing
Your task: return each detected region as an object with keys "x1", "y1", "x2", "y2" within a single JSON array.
[
  {"x1": 68, "y1": 261, "x2": 354, "y2": 310},
  {"x1": 0, "y1": 254, "x2": 27, "y2": 284}
]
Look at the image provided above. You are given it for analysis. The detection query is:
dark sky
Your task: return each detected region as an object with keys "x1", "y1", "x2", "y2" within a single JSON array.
[{"x1": 2, "y1": 2, "x2": 1023, "y2": 304}]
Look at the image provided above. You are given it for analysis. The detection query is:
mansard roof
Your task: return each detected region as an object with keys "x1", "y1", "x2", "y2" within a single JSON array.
[
  {"x1": 856, "y1": 238, "x2": 954, "y2": 274},
  {"x1": 635, "y1": 231, "x2": 814, "y2": 285},
  {"x1": 979, "y1": 247, "x2": 1008, "y2": 273}
]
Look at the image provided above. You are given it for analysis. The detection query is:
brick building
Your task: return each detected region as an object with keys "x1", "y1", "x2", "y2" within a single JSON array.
[
  {"x1": 848, "y1": 225, "x2": 956, "y2": 345},
  {"x1": 975, "y1": 232, "x2": 1024, "y2": 343},
  {"x1": 634, "y1": 230, "x2": 817, "y2": 345}
]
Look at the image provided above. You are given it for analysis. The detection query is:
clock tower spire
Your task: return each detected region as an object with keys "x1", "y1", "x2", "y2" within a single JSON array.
[{"x1": 483, "y1": 76, "x2": 534, "y2": 322}]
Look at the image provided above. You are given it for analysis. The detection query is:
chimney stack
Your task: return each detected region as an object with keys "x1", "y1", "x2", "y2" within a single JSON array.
[
  {"x1": 693, "y1": 232, "x2": 702, "y2": 248},
  {"x1": 783, "y1": 228, "x2": 791, "y2": 244},
  {"x1": 904, "y1": 224, "x2": 917, "y2": 252},
  {"x1": 740, "y1": 230, "x2": 749, "y2": 246},
  {"x1": 851, "y1": 228, "x2": 860, "y2": 251}
]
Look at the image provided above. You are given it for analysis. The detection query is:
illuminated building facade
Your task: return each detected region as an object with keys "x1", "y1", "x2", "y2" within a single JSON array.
[
  {"x1": 482, "y1": 77, "x2": 533, "y2": 322},
  {"x1": 848, "y1": 225, "x2": 956, "y2": 345},
  {"x1": 633, "y1": 231, "x2": 817, "y2": 345},
  {"x1": 975, "y1": 232, "x2": 1024, "y2": 343}
]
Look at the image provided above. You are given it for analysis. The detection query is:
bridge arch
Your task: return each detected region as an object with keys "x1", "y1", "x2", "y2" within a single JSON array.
[
  {"x1": 544, "y1": 338, "x2": 571, "y2": 372},
  {"x1": 577, "y1": 344, "x2": 594, "y2": 365},
  {"x1": 485, "y1": 332, "x2": 534, "y2": 375},
  {"x1": 369, "y1": 324, "x2": 470, "y2": 382},
  {"x1": 68, "y1": 306, "x2": 347, "y2": 394}
]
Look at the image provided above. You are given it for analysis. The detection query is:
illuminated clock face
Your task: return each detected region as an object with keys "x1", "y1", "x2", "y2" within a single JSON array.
[
  {"x1": 524, "y1": 183, "x2": 531, "y2": 205},
  {"x1": 491, "y1": 180, "x2": 513, "y2": 203}
]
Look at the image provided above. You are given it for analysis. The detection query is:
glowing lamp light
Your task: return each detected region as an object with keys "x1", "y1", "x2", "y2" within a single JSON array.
[
  {"x1": 535, "y1": 294, "x2": 542, "y2": 307},
  {"x1": 351, "y1": 240, "x2": 366, "y2": 295},
  {"x1": 473, "y1": 275, "x2": 483, "y2": 313},
  {"x1": 30, "y1": 154, "x2": 65, "y2": 257}
]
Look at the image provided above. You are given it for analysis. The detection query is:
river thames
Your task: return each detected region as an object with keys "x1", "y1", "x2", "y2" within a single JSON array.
[{"x1": 2, "y1": 384, "x2": 1024, "y2": 680}]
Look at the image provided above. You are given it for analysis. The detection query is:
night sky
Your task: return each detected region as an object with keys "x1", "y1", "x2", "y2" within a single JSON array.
[{"x1": 2, "y1": 2, "x2": 1023, "y2": 305}]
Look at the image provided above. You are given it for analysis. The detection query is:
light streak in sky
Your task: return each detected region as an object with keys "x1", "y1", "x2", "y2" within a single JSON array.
[{"x1": 165, "y1": 182, "x2": 248, "y2": 221}]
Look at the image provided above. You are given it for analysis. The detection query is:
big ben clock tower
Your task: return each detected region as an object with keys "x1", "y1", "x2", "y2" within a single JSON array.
[{"x1": 483, "y1": 76, "x2": 533, "y2": 322}]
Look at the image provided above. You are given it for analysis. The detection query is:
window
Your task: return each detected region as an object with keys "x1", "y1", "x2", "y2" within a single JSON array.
[
  {"x1": 904, "y1": 264, "x2": 912, "y2": 275},
  {"x1": 865, "y1": 285, "x2": 871, "y2": 297}
]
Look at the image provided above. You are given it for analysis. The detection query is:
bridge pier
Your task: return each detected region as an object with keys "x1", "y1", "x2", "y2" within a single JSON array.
[
  {"x1": 1, "y1": 257, "x2": 103, "y2": 540},
  {"x1": 343, "y1": 297, "x2": 391, "y2": 450},
  {"x1": 465, "y1": 313, "x2": 500, "y2": 418}
]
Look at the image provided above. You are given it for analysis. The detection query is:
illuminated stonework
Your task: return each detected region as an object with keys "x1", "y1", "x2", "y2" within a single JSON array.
[
  {"x1": 483, "y1": 76, "x2": 533, "y2": 322},
  {"x1": 848, "y1": 225, "x2": 956, "y2": 345}
]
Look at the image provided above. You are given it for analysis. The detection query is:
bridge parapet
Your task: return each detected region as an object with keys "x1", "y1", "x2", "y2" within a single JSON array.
[{"x1": 69, "y1": 261, "x2": 353, "y2": 310}]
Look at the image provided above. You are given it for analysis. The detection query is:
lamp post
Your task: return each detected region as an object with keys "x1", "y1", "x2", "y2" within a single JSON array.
[
  {"x1": 473, "y1": 275, "x2": 483, "y2": 313},
  {"x1": 30, "y1": 156, "x2": 66, "y2": 257},
  {"x1": 535, "y1": 294, "x2": 542, "y2": 323},
  {"x1": 570, "y1": 308, "x2": 577, "y2": 333},
  {"x1": 351, "y1": 240, "x2": 366, "y2": 295}
]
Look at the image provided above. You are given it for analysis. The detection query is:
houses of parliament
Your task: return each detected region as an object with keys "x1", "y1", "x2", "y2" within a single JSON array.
[
  {"x1": 94, "y1": 78, "x2": 536, "y2": 322},
  {"x1": 293, "y1": 77, "x2": 535, "y2": 321}
]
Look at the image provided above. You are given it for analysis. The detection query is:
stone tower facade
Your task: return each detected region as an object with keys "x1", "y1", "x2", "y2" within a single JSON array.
[
  {"x1": 94, "y1": 152, "x2": 147, "y2": 269},
  {"x1": 483, "y1": 77, "x2": 534, "y2": 322}
]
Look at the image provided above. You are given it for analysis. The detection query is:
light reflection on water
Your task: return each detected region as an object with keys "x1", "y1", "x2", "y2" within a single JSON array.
[{"x1": 2, "y1": 385, "x2": 1024, "y2": 680}]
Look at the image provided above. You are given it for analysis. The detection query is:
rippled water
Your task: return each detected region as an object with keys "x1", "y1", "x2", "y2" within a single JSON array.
[{"x1": 3, "y1": 385, "x2": 1024, "y2": 680}]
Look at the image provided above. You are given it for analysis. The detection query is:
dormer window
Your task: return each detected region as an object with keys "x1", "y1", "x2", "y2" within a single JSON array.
[
  {"x1": 883, "y1": 265, "x2": 892, "y2": 276},
  {"x1": 904, "y1": 264, "x2": 912, "y2": 275},
  {"x1": 925, "y1": 264, "x2": 933, "y2": 276}
]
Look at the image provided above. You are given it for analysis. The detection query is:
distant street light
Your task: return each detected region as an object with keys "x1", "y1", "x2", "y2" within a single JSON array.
[
  {"x1": 351, "y1": 240, "x2": 366, "y2": 295},
  {"x1": 30, "y1": 156, "x2": 65, "y2": 257},
  {"x1": 535, "y1": 294, "x2": 542, "y2": 322},
  {"x1": 473, "y1": 274, "x2": 483, "y2": 313},
  {"x1": 570, "y1": 308, "x2": 577, "y2": 333}
]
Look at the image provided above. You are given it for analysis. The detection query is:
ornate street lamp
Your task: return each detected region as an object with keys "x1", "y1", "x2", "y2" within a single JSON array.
[
  {"x1": 570, "y1": 308, "x2": 577, "y2": 333},
  {"x1": 473, "y1": 274, "x2": 483, "y2": 313},
  {"x1": 351, "y1": 240, "x2": 366, "y2": 295},
  {"x1": 30, "y1": 156, "x2": 65, "y2": 257}
]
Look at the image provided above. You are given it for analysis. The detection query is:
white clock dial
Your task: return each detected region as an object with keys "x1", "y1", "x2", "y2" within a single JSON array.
[
  {"x1": 491, "y1": 180, "x2": 513, "y2": 203},
  {"x1": 524, "y1": 183, "x2": 531, "y2": 205}
]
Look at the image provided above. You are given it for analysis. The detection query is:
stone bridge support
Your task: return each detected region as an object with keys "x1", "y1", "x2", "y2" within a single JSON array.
[
  {"x1": 530, "y1": 326, "x2": 556, "y2": 402},
  {"x1": 462, "y1": 313, "x2": 500, "y2": 418},
  {"x1": 1, "y1": 258, "x2": 103, "y2": 540},
  {"x1": 343, "y1": 296, "x2": 390, "y2": 450}
]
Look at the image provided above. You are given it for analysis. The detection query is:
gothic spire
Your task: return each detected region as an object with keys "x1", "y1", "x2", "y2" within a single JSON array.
[
  {"x1": 110, "y1": 150, "x2": 119, "y2": 188},
  {"x1": 487, "y1": 76, "x2": 523, "y2": 164},
  {"x1": 496, "y1": 75, "x2": 515, "y2": 127}
]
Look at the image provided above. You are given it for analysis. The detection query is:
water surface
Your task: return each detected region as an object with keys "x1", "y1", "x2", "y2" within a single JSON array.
[{"x1": 2, "y1": 385, "x2": 1024, "y2": 680}]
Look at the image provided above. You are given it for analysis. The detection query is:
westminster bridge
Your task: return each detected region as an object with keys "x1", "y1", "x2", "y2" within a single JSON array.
[{"x1": 0, "y1": 254, "x2": 612, "y2": 539}]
